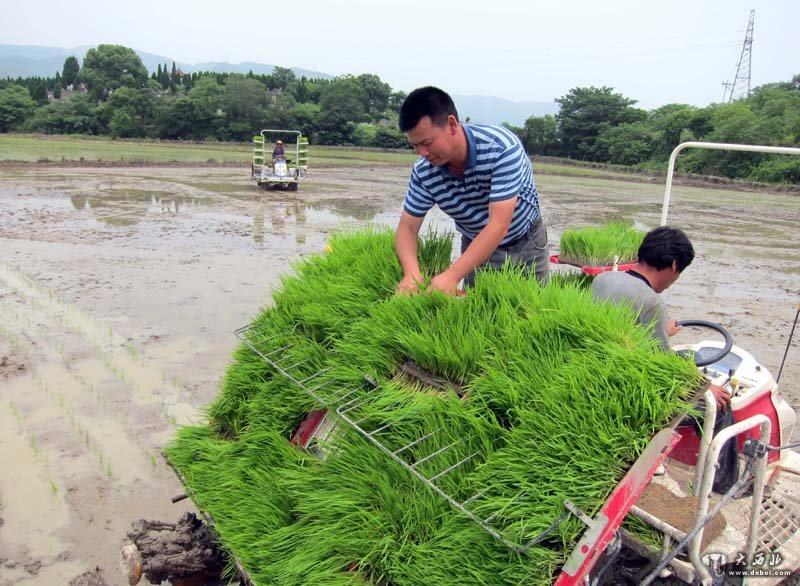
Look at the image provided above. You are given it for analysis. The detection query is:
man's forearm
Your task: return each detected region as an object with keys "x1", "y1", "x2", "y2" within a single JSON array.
[
  {"x1": 395, "y1": 222, "x2": 422, "y2": 278},
  {"x1": 446, "y1": 220, "x2": 509, "y2": 281}
]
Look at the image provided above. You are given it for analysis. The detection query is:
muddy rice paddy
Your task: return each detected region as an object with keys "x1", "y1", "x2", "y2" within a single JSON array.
[{"x1": 0, "y1": 163, "x2": 798, "y2": 585}]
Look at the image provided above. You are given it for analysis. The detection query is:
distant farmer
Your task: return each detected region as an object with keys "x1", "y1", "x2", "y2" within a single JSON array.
[
  {"x1": 592, "y1": 226, "x2": 738, "y2": 492},
  {"x1": 395, "y1": 86, "x2": 549, "y2": 296},
  {"x1": 272, "y1": 140, "x2": 286, "y2": 168}
]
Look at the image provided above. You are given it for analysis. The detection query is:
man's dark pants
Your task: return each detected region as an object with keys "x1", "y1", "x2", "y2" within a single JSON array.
[{"x1": 460, "y1": 217, "x2": 550, "y2": 288}]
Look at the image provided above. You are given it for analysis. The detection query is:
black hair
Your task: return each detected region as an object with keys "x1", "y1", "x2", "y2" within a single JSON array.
[
  {"x1": 398, "y1": 86, "x2": 459, "y2": 132},
  {"x1": 637, "y1": 226, "x2": 695, "y2": 272}
]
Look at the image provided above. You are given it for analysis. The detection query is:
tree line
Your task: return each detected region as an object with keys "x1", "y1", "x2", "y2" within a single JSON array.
[
  {"x1": 0, "y1": 44, "x2": 798, "y2": 183},
  {"x1": 508, "y1": 79, "x2": 800, "y2": 183},
  {"x1": 0, "y1": 44, "x2": 409, "y2": 148}
]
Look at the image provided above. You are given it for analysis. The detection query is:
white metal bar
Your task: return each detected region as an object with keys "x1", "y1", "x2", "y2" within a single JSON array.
[
  {"x1": 688, "y1": 414, "x2": 771, "y2": 583},
  {"x1": 693, "y1": 390, "x2": 718, "y2": 490},
  {"x1": 410, "y1": 440, "x2": 461, "y2": 469},
  {"x1": 661, "y1": 142, "x2": 800, "y2": 226},
  {"x1": 393, "y1": 430, "x2": 437, "y2": 455},
  {"x1": 429, "y1": 452, "x2": 478, "y2": 483}
]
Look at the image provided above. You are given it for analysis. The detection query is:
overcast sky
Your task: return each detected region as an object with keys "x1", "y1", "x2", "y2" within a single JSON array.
[{"x1": 2, "y1": 0, "x2": 797, "y2": 109}]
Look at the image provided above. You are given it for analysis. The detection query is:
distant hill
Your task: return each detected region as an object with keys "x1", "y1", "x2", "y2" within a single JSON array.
[
  {"x1": 0, "y1": 44, "x2": 332, "y2": 80},
  {"x1": 453, "y1": 95, "x2": 558, "y2": 127}
]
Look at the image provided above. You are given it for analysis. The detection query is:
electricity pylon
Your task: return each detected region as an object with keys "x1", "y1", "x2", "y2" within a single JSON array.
[{"x1": 722, "y1": 10, "x2": 755, "y2": 103}]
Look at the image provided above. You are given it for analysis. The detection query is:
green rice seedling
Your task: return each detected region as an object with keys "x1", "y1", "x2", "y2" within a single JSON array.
[
  {"x1": 27, "y1": 431, "x2": 40, "y2": 456},
  {"x1": 166, "y1": 228, "x2": 703, "y2": 585},
  {"x1": 559, "y1": 222, "x2": 645, "y2": 266}
]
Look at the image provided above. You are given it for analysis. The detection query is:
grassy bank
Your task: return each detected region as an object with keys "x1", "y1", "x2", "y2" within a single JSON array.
[
  {"x1": 5, "y1": 134, "x2": 791, "y2": 192},
  {"x1": 0, "y1": 134, "x2": 628, "y2": 177},
  {"x1": 0, "y1": 134, "x2": 419, "y2": 167}
]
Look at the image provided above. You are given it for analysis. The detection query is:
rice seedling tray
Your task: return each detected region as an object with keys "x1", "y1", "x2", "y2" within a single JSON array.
[{"x1": 549, "y1": 254, "x2": 637, "y2": 275}]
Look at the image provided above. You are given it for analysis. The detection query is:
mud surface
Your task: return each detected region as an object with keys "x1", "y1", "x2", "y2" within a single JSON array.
[{"x1": 0, "y1": 164, "x2": 798, "y2": 584}]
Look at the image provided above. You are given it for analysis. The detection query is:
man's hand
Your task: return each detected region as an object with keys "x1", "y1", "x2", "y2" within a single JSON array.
[
  {"x1": 427, "y1": 271, "x2": 460, "y2": 296},
  {"x1": 710, "y1": 384, "x2": 732, "y2": 411},
  {"x1": 396, "y1": 273, "x2": 423, "y2": 295},
  {"x1": 668, "y1": 319, "x2": 682, "y2": 337}
]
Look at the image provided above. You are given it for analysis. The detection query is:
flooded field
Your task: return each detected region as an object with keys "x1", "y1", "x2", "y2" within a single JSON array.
[{"x1": 0, "y1": 163, "x2": 798, "y2": 585}]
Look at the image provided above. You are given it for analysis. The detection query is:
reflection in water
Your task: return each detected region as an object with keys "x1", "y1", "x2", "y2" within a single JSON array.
[
  {"x1": 282, "y1": 201, "x2": 307, "y2": 225},
  {"x1": 253, "y1": 207, "x2": 264, "y2": 245},
  {"x1": 307, "y1": 197, "x2": 390, "y2": 222},
  {"x1": 294, "y1": 202, "x2": 307, "y2": 225},
  {"x1": 160, "y1": 198, "x2": 182, "y2": 213},
  {"x1": 70, "y1": 194, "x2": 87, "y2": 210},
  {"x1": 270, "y1": 205, "x2": 286, "y2": 235}
]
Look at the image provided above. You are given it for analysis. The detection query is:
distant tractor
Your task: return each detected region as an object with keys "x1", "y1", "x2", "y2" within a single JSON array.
[{"x1": 251, "y1": 129, "x2": 309, "y2": 191}]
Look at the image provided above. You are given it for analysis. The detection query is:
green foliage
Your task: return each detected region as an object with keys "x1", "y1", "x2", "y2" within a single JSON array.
[
  {"x1": 371, "y1": 125, "x2": 408, "y2": 149},
  {"x1": 595, "y1": 121, "x2": 655, "y2": 166},
  {"x1": 61, "y1": 56, "x2": 80, "y2": 88},
  {"x1": 517, "y1": 114, "x2": 559, "y2": 156},
  {"x1": 317, "y1": 76, "x2": 369, "y2": 144},
  {"x1": 219, "y1": 77, "x2": 269, "y2": 141},
  {"x1": 556, "y1": 86, "x2": 641, "y2": 161},
  {"x1": 23, "y1": 93, "x2": 98, "y2": 135},
  {"x1": 559, "y1": 222, "x2": 645, "y2": 266},
  {"x1": 0, "y1": 85, "x2": 36, "y2": 132},
  {"x1": 353, "y1": 122, "x2": 377, "y2": 147},
  {"x1": 166, "y1": 228, "x2": 700, "y2": 585},
  {"x1": 748, "y1": 157, "x2": 800, "y2": 184},
  {"x1": 356, "y1": 73, "x2": 391, "y2": 120},
  {"x1": 28, "y1": 79, "x2": 49, "y2": 106},
  {"x1": 351, "y1": 123, "x2": 408, "y2": 149},
  {"x1": 3, "y1": 41, "x2": 797, "y2": 182},
  {"x1": 95, "y1": 87, "x2": 157, "y2": 137},
  {"x1": 649, "y1": 103, "x2": 705, "y2": 157},
  {"x1": 80, "y1": 44, "x2": 149, "y2": 101}
]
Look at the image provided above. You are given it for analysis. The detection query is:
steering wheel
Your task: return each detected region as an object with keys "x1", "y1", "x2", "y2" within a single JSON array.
[{"x1": 675, "y1": 320, "x2": 734, "y2": 367}]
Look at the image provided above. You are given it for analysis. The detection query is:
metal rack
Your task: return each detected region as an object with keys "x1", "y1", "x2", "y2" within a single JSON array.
[{"x1": 234, "y1": 321, "x2": 566, "y2": 552}]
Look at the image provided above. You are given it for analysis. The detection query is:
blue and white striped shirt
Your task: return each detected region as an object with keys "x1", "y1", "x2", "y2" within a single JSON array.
[{"x1": 404, "y1": 124, "x2": 541, "y2": 245}]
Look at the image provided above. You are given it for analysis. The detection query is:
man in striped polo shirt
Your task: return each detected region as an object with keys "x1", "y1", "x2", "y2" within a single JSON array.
[{"x1": 395, "y1": 86, "x2": 549, "y2": 296}]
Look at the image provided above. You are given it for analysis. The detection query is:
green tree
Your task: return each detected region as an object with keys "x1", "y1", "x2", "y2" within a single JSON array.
[
  {"x1": 288, "y1": 102, "x2": 321, "y2": 140},
  {"x1": 95, "y1": 87, "x2": 157, "y2": 137},
  {"x1": 353, "y1": 122, "x2": 378, "y2": 146},
  {"x1": 109, "y1": 110, "x2": 137, "y2": 138},
  {"x1": 649, "y1": 104, "x2": 703, "y2": 157},
  {"x1": 556, "y1": 86, "x2": 639, "y2": 160},
  {"x1": 371, "y1": 125, "x2": 408, "y2": 149},
  {"x1": 0, "y1": 85, "x2": 36, "y2": 131},
  {"x1": 24, "y1": 94, "x2": 98, "y2": 134},
  {"x1": 595, "y1": 122, "x2": 655, "y2": 165},
  {"x1": 159, "y1": 63, "x2": 170, "y2": 89},
  {"x1": 157, "y1": 96, "x2": 197, "y2": 139},
  {"x1": 187, "y1": 76, "x2": 224, "y2": 138},
  {"x1": 317, "y1": 77, "x2": 368, "y2": 144},
  {"x1": 356, "y1": 73, "x2": 391, "y2": 119},
  {"x1": 29, "y1": 79, "x2": 49, "y2": 106},
  {"x1": 270, "y1": 66, "x2": 296, "y2": 91},
  {"x1": 219, "y1": 77, "x2": 269, "y2": 140},
  {"x1": 519, "y1": 114, "x2": 559, "y2": 156},
  {"x1": 388, "y1": 91, "x2": 406, "y2": 114},
  {"x1": 62, "y1": 56, "x2": 80, "y2": 88},
  {"x1": 80, "y1": 44, "x2": 149, "y2": 101}
]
